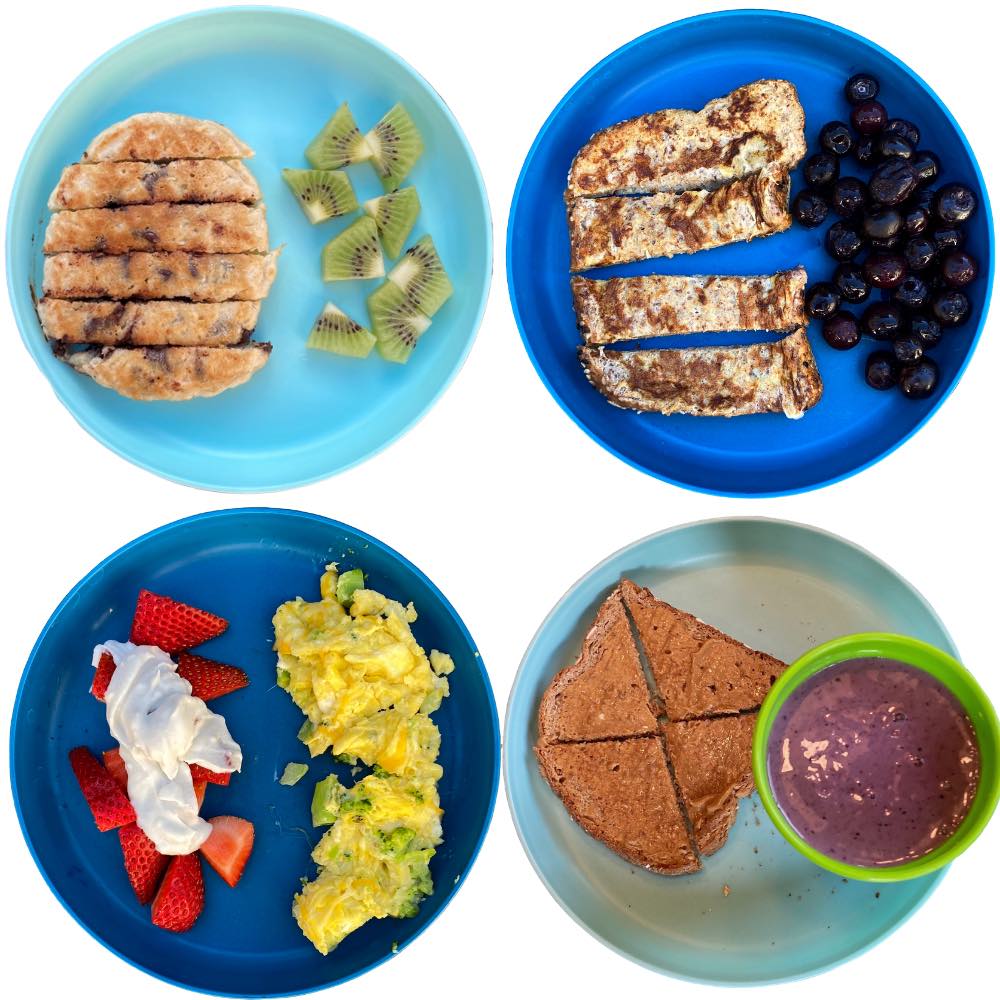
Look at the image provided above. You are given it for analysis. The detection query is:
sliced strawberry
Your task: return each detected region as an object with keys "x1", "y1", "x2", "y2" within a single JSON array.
[
  {"x1": 130, "y1": 589, "x2": 228, "y2": 654},
  {"x1": 102, "y1": 747, "x2": 129, "y2": 792},
  {"x1": 199, "y1": 816, "x2": 254, "y2": 888},
  {"x1": 91, "y1": 652, "x2": 117, "y2": 701},
  {"x1": 194, "y1": 781, "x2": 207, "y2": 810},
  {"x1": 177, "y1": 652, "x2": 249, "y2": 701},
  {"x1": 189, "y1": 764, "x2": 231, "y2": 787},
  {"x1": 68, "y1": 747, "x2": 135, "y2": 832},
  {"x1": 118, "y1": 823, "x2": 168, "y2": 905},
  {"x1": 151, "y1": 853, "x2": 204, "y2": 932}
]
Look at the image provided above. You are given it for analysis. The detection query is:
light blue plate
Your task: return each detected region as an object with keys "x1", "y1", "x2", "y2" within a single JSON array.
[
  {"x1": 11, "y1": 508, "x2": 500, "y2": 995},
  {"x1": 6, "y1": 7, "x2": 492, "y2": 491},
  {"x1": 504, "y1": 518, "x2": 954, "y2": 985}
]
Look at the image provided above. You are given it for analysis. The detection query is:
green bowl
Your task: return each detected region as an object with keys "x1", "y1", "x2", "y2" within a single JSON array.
[{"x1": 752, "y1": 633, "x2": 1000, "y2": 882}]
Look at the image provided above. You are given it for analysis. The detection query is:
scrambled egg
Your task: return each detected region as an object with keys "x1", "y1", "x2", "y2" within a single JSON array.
[{"x1": 273, "y1": 565, "x2": 454, "y2": 955}]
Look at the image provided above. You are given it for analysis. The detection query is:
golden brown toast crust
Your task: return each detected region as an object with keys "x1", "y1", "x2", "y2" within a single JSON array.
[
  {"x1": 572, "y1": 267, "x2": 807, "y2": 344},
  {"x1": 579, "y1": 326, "x2": 822, "y2": 419},
  {"x1": 567, "y1": 79, "x2": 806, "y2": 198},
  {"x1": 567, "y1": 165, "x2": 791, "y2": 271},
  {"x1": 537, "y1": 589, "x2": 659, "y2": 743},
  {"x1": 535, "y1": 738, "x2": 700, "y2": 874}
]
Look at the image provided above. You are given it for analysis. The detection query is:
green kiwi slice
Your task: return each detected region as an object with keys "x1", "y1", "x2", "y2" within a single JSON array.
[
  {"x1": 282, "y1": 169, "x2": 358, "y2": 224},
  {"x1": 364, "y1": 187, "x2": 421, "y2": 259},
  {"x1": 387, "y1": 235, "x2": 453, "y2": 316},
  {"x1": 306, "y1": 303, "x2": 376, "y2": 358},
  {"x1": 305, "y1": 103, "x2": 373, "y2": 169},
  {"x1": 321, "y1": 217, "x2": 385, "y2": 281},
  {"x1": 365, "y1": 104, "x2": 424, "y2": 192},
  {"x1": 368, "y1": 281, "x2": 431, "y2": 363}
]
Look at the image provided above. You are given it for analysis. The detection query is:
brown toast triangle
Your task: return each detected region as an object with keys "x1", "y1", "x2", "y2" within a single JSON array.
[
  {"x1": 662, "y1": 714, "x2": 757, "y2": 857},
  {"x1": 537, "y1": 588, "x2": 659, "y2": 743},
  {"x1": 535, "y1": 737, "x2": 700, "y2": 874},
  {"x1": 620, "y1": 579, "x2": 785, "y2": 719}
]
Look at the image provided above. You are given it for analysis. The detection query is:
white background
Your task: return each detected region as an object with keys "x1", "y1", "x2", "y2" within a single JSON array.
[{"x1": 2, "y1": 0, "x2": 997, "y2": 996}]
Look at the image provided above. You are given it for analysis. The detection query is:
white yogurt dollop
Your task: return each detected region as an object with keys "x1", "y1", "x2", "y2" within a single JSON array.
[{"x1": 95, "y1": 639, "x2": 242, "y2": 855}]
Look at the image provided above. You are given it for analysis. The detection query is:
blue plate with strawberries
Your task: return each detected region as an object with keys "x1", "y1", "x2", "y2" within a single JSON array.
[
  {"x1": 9, "y1": 508, "x2": 500, "y2": 996},
  {"x1": 507, "y1": 9, "x2": 993, "y2": 496}
]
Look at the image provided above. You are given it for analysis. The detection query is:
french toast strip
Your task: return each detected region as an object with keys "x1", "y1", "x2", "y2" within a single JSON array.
[
  {"x1": 49, "y1": 160, "x2": 261, "y2": 210},
  {"x1": 83, "y1": 113, "x2": 253, "y2": 162},
  {"x1": 572, "y1": 267, "x2": 807, "y2": 343},
  {"x1": 567, "y1": 165, "x2": 791, "y2": 271},
  {"x1": 579, "y1": 326, "x2": 822, "y2": 419},
  {"x1": 567, "y1": 79, "x2": 806, "y2": 198},
  {"x1": 38, "y1": 299, "x2": 260, "y2": 346},
  {"x1": 65, "y1": 344, "x2": 272, "y2": 401},
  {"x1": 43, "y1": 203, "x2": 269, "y2": 254},
  {"x1": 43, "y1": 251, "x2": 279, "y2": 301}
]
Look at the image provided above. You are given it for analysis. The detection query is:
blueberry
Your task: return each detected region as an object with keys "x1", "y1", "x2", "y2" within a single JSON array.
[
  {"x1": 852, "y1": 100, "x2": 887, "y2": 134},
  {"x1": 862, "y1": 301, "x2": 905, "y2": 340},
  {"x1": 935, "y1": 183, "x2": 977, "y2": 224},
  {"x1": 863, "y1": 207, "x2": 903, "y2": 243},
  {"x1": 910, "y1": 150, "x2": 940, "y2": 186},
  {"x1": 845, "y1": 73, "x2": 880, "y2": 104},
  {"x1": 864, "y1": 252, "x2": 908, "y2": 289},
  {"x1": 804, "y1": 152, "x2": 840, "y2": 188},
  {"x1": 893, "y1": 275, "x2": 930, "y2": 311},
  {"x1": 875, "y1": 133, "x2": 913, "y2": 161},
  {"x1": 826, "y1": 221, "x2": 865, "y2": 261},
  {"x1": 819, "y1": 121, "x2": 854, "y2": 157},
  {"x1": 933, "y1": 226, "x2": 965, "y2": 253},
  {"x1": 805, "y1": 282, "x2": 841, "y2": 319},
  {"x1": 793, "y1": 189, "x2": 830, "y2": 228},
  {"x1": 884, "y1": 119, "x2": 920, "y2": 146},
  {"x1": 910, "y1": 314, "x2": 942, "y2": 347},
  {"x1": 932, "y1": 290, "x2": 971, "y2": 326},
  {"x1": 893, "y1": 333, "x2": 925, "y2": 365},
  {"x1": 823, "y1": 311, "x2": 862, "y2": 350},
  {"x1": 830, "y1": 176, "x2": 868, "y2": 218},
  {"x1": 903, "y1": 204, "x2": 930, "y2": 236},
  {"x1": 854, "y1": 134, "x2": 878, "y2": 167},
  {"x1": 941, "y1": 250, "x2": 978, "y2": 287},
  {"x1": 899, "y1": 357, "x2": 939, "y2": 399},
  {"x1": 834, "y1": 263, "x2": 870, "y2": 303},
  {"x1": 865, "y1": 350, "x2": 899, "y2": 390},
  {"x1": 869, "y1": 159, "x2": 919, "y2": 205}
]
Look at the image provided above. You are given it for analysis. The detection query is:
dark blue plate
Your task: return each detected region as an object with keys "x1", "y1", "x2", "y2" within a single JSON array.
[
  {"x1": 507, "y1": 10, "x2": 993, "y2": 496},
  {"x1": 10, "y1": 508, "x2": 499, "y2": 996}
]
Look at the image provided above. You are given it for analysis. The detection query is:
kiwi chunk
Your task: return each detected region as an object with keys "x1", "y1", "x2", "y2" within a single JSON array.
[
  {"x1": 368, "y1": 281, "x2": 431, "y2": 363},
  {"x1": 365, "y1": 104, "x2": 424, "y2": 192},
  {"x1": 306, "y1": 103, "x2": 372, "y2": 169},
  {"x1": 306, "y1": 303, "x2": 376, "y2": 358},
  {"x1": 388, "y1": 235, "x2": 453, "y2": 316},
  {"x1": 321, "y1": 217, "x2": 385, "y2": 281},
  {"x1": 364, "y1": 187, "x2": 421, "y2": 258},
  {"x1": 282, "y1": 168, "x2": 358, "y2": 224}
]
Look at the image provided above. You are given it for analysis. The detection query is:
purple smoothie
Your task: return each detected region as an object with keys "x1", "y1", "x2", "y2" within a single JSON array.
[{"x1": 767, "y1": 657, "x2": 980, "y2": 867}]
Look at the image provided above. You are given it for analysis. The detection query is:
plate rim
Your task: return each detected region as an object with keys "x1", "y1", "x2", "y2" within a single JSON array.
[
  {"x1": 9, "y1": 505, "x2": 501, "y2": 997},
  {"x1": 505, "y1": 7, "x2": 995, "y2": 498},
  {"x1": 6, "y1": 4, "x2": 494, "y2": 493},
  {"x1": 502, "y1": 515, "x2": 952, "y2": 985}
]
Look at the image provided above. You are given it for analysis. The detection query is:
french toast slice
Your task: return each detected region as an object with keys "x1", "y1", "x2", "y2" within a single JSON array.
[
  {"x1": 566, "y1": 79, "x2": 806, "y2": 199},
  {"x1": 572, "y1": 267, "x2": 807, "y2": 344},
  {"x1": 579, "y1": 326, "x2": 823, "y2": 419},
  {"x1": 568, "y1": 165, "x2": 791, "y2": 271}
]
